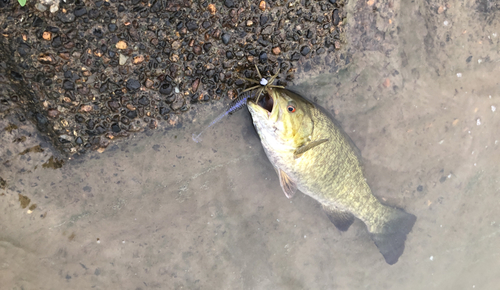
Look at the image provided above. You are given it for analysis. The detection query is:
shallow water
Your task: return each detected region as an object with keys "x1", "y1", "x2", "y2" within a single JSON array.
[{"x1": 2, "y1": 0, "x2": 500, "y2": 289}]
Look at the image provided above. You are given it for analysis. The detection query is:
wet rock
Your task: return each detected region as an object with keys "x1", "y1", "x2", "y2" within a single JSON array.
[
  {"x1": 74, "y1": 7, "x2": 87, "y2": 17},
  {"x1": 222, "y1": 33, "x2": 231, "y2": 44},
  {"x1": 260, "y1": 14, "x2": 269, "y2": 26},
  {"x1": 259, "y1": 52, "x2": 268, "y2": 63},
  {"x1": 138, "y1": 96, "x2": 149, "y2": 106},
  {"x1": 193, "y1": 46, "x2": 202, "y2": 55},
  {"x1": 63, "y1": 80, "x2": 75, "y2": 90},
  {"x1": 126, "y1": 79, "x2": 141, "y2": 91},
  {"x1": 126, "y1": 110, "x2": 138, "y2": 119},
  {"x1": 58, "y1": 12, "x2": 76, "y2": 23},
  {"x1": 301, "y1": 46, "x2": 311, "y2": 56},
  {"x1": 160, "y1": 107, "x2": 171, "y2": 115},
  {"x1": 48, "y1": 109, "x2": 60, "y2": 118},
  {"x1": 186, "y1": 20, "x2": 198, "y2": 31},
  {"x1": 111, "y1": 123, "x2": 121, "y2": 133},
  {"x1": 159, "y1": 82, "x2": 173, "y2": 95},
  {"x1": 333, "y1": 10, "x2": 340, "y2": 26},
  {"x1": 75, "y1": 115, "x2": 85, "y2": 123},
  {"x1": 203, "y1": 42, "x2": 212, "y2": 52}
]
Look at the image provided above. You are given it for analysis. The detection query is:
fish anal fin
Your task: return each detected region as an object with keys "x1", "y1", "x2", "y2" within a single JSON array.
[
  {"x1": 278, "y1": 169, "x2": 297, "y2": 199},
  {"x1": 370, "y1": 208, "x2": 417, "y2": 265},
  {"x1": 294, "y1": 139, "x2": 328, "y2": 159},
  {"x1": 322, "y1": 205, "x2": 355, "y2": 232}
]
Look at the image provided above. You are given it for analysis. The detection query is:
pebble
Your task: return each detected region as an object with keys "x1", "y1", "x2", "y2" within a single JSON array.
[
  {"x1": 272, "y1": 47, "x2": 281, "y2": 55},
  {"x1": 126, "y1": 110, "x2": 138, "y2": 119},
  {"x1": 62, "y1": 80, "x2": 74, "y2": 90},
  {"x1": 35, "y1": 3, "x2": 47, "y2": 12},
  {"x1": 48, "y1": 109, "x2": 60, "y2": 118},
  {"x1": 300, "y1": 46, "x2": 311, "y2": 56},
  {"x1": 126, "y1": 79, "x2": 141, "y2": 91},
  {"x1": 186, "y1": 20, "x2": 198, "y2": 31},
  {"x1": 222, "y1": 33, "x2": 231, "y2": 44},
  {"x1": 333, "y1": 10, "x2": 340, "y2": 26},
  {"x1": 58, "y1": 12, "x2": 75, "y2": 23},
  {"x1": 259, "y1": 52, "x2": 268, "y2": 63},
  {"x1": 116, "y1": 41, "x2": 127, "y2": 49},
  {"x1": 259, "y1": 1, "x2": 266, "y2": 11},
  {"x1": 224, "y1": 0, "x2": 235, "y2": 8},
  {"x1": 159, "y1": 83, "x2": 173, "y2": 95},
  {"x1": 119, "y1": 54, "x2": 128, "y2": 65},
  {"x1": 111, "y1": 123, "x2": 121, "y2": 133},
  {"x1": 207, "y1": 4, "x2": 216, "y2": 15},
  {"x1": 74, "y1": 7, "x2": 87, "y2": 17}
]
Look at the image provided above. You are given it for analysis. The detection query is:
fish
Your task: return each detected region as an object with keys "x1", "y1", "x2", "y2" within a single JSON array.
[
  {"x1": 247, "y1": 86, "x2": 416, "y2": 265},
  {"x1": 192, "y1": 91, "x2": 255, "y2": 143}
]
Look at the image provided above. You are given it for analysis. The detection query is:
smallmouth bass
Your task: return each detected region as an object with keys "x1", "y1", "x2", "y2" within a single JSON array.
[{"x1": 247, "y1": 87, "x2": 416, "y2": 265}]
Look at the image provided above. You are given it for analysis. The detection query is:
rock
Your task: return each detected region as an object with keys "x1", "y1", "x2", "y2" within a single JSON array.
[
  {"x1": 63, "y1": 80, "x2": 75, "y2": 90},
  {"x1": 207, "y1": 3, "x2": 216, "y2": 14},
  {"x1": 58, "y1": 12, "x2": 75, "y2": 23},
  {"x1": 111, "y1": 123, "x2": 121, "y2": 133},
  {"x1": 272, "y1": 47, "x2": 281, "y2": 55},
  {"x1": 224, "y1": 0, "x2": 234, "y2": 8},
  {"x1": 126, "y1": 110, "x2": 138, "y2": 119},
  {"x1": 186, "y1": 20, "x2": 198, "y2": 31},
  {"x1": 126, "y1": 79, "x2": 141, "y2": 91},
  {"x1": 138, "y1": 96, "x2": 149, "y2": 106},
  {"x1": 119, "y1": 54, "x2": 128, "y2": 65},
  {"x1": 116, "y1": 40, "x2": 127, "y2": 49},
  {"x1": 259, "y1": 1, "x2": 266, "y2": 11},
  {"x1": 159, "y1": 83, "x2": 173, "y2": 95},
  {"x1": 300, "y1": 46, "x2": 311, "y2": 56},
  {"x1": 48, "y1": 109, "x2": 60, "y2": 118},
  {"x1": 74, "y1": 7, "x2": 87, "y2": 17},
  {"x1": 222, "y1": 33, "x2": 231, "y2": 44},
  {"x1": 333, "y1": 10, "x2": 340, "y2": 26},
  {"x1": 259, "y1": 52, "x2": 268, "y2": 63}
]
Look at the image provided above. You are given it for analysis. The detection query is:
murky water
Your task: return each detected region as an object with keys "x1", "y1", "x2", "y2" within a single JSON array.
[{"x1": 2, "y1": 0, "x2": 500, "y2": 289}]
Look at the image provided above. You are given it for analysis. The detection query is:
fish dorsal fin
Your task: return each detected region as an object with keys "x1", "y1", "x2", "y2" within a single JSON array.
[
  {"x1": 278, "y1": 169, "x2": 297, "y2": 199},
  {"x1": 293, "y1": 138, "x2": 328, "y2": 159},
  {"x1": 322, "y1": 205, "x2": 355, "y2": 232}
]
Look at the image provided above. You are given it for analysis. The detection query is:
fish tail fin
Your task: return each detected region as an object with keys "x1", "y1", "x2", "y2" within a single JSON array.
[{"x1": 369, "y1": 207, "x2": 416, "y2": 265}]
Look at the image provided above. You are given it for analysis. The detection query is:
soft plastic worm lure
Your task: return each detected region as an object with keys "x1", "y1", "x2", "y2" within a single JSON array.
[{"x1": 192, "y1": 91, "x2": 255, "y2": 143}]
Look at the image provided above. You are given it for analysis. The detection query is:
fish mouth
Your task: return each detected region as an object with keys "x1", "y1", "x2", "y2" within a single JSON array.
[
  {"x1": 257, "y1": 91, "x2": 274, "y2": 115},
  {"x1": 248, "y1": 90, "x2": 275, "y2": 118}
]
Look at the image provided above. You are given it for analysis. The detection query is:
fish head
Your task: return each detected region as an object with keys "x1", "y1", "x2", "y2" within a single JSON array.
[{"x1": 247, "y1": 87, "x2": 315, "y2": 150}]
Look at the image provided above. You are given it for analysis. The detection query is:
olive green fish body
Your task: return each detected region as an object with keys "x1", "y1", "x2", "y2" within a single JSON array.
[{"x1": 248, "y1": 88, "x2": 416, "y2": 264}]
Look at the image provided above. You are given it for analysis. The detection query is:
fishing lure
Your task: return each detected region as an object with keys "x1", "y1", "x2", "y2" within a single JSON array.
[
  {"x1": 192, "y1": 91, "x2": 256, "y2": 143},
  {"x1": 239, "y1": 64, "x2": 285, "y2": 103}
]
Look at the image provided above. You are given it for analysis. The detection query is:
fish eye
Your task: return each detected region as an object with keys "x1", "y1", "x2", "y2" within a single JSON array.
[{"x1": 287, "y1": 104, "x2": 296, "y2": 113}]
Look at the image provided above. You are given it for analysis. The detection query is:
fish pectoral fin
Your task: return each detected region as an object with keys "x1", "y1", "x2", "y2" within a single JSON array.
[
  {"x1": 322, "y1": 205, "x2": 355, "y2": 232},
  {"x1": 278, "y1": 169, "x2": 297, "y2": 199},
  {"x1": 293, "y1": 139, "x2": 329, "y2": 159}
]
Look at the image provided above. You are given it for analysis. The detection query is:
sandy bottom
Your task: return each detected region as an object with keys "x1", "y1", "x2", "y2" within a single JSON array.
[{"x1": 1, "y1": 0, "x2": 500, "y2": 289}]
